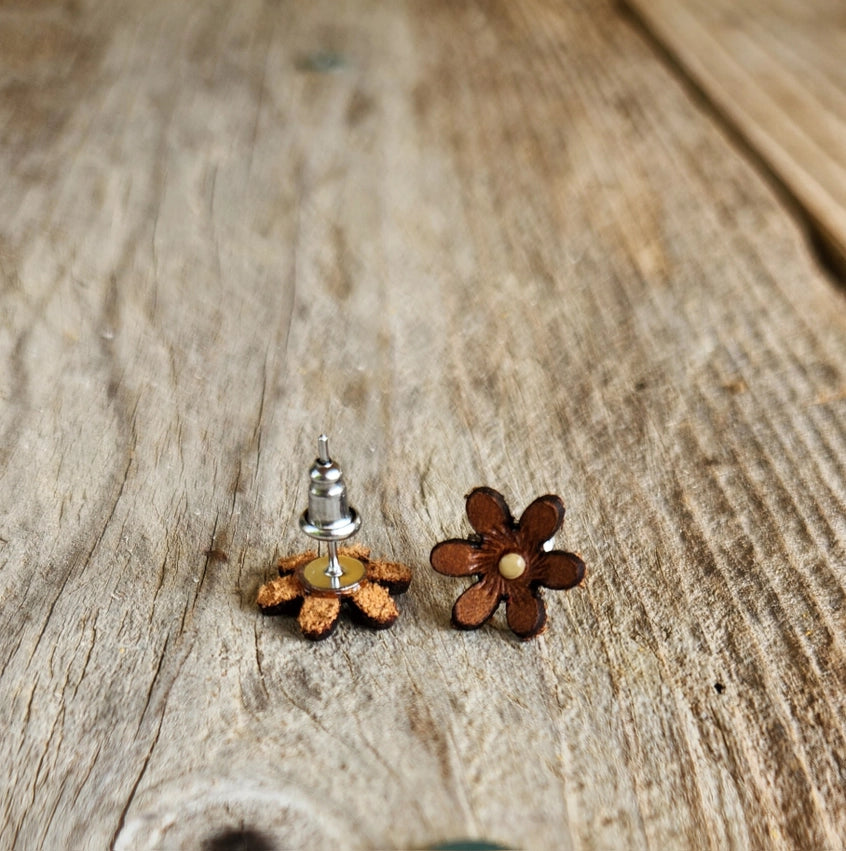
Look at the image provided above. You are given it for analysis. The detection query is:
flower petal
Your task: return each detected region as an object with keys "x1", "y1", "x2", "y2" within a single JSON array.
[
  {"x1": 298, "y1": 594, "x2": 341, "y2": 640},
  {"x1": 505, "y1": 585, "x2": 547, "y2": 639},
  {"x1": 349, "y1": 581, "x2": 399, "y2": 629},
  {"x1": 430, "y1": 539, "x2": 482, "y2": 576},
  {"x1": 533, "y1": 550, "x2": 585, "y2": 590},
  {"x1": 257, "y1": 574, "x2": 303, "y2": 613},
  {"x1": 277, "y1": 550, "x2": 318, "y2": 576},
  {"x1": 339, "y1": 543, "x2": 371, "y2": 562},
  {"x1": 466, "y1": 487, "x2": 512, "y2": 535},
  {"x1": 452, "y1": 578, "x2": 502, "y2": 629},
  {"x1": 366, "y1": 559, "x2": 412, "y2": 594},
  {"x1": 518, "y1": 495, "x2": 564, "y2": 550}
]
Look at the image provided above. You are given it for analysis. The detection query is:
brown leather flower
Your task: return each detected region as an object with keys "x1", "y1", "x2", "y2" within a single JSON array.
[
  {"x1": 257, "y1": 544, "x2": 412, "y2": 640},
  {"x1": 430, "y1": 487, "x2": 585, "y2": 639}
]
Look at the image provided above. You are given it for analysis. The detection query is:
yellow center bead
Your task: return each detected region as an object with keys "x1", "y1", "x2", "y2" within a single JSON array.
[{"x1": 498, "y1": 552, "x2": 526, "y2": 580}]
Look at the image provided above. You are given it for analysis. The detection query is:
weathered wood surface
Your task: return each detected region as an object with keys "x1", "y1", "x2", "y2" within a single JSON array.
[
  {"x1": 1, "y1": 0, "x2": 846, "y2": 849},
  {"x1": 624, "y1": 0, "x2": 846, "y2": 272}
]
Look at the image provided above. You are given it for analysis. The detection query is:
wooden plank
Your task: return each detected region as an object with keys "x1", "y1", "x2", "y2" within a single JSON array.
[
  {"x1": 623, "y1": 0, "x2": 846, "y2": 272},
  {"x1": 1, "y1": 0, "x2": 845, "y2": 849}
]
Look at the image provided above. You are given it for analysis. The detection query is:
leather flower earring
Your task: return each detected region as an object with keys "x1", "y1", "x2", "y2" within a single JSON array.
[
  {"x1": 257, "y1": 435, "x2": 412, "y2": 640},
  {"x1": 430, "y1": 487, "x2": 585, "y2": 639}
]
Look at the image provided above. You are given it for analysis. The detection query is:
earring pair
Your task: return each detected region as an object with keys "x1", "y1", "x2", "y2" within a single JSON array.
[{"x1": 257, "y1": 436, "x2": 585, "y2": 640}]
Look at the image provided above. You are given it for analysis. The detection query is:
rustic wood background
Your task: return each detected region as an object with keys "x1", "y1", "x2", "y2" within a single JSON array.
[
  {"x1": 1, "y1": 0, "x2": 845, "y2": 849},
  {"x1": 626, "y1": 0, "x2": 846, "y2": 273}
]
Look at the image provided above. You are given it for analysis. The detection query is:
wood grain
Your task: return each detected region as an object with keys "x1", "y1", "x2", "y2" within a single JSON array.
[
  {"x1": 1, "y1": 0, "x2": 845, "y2": 849},
  {"x1": 623, "y1": 0, "x2": 846, "y2": 272}
]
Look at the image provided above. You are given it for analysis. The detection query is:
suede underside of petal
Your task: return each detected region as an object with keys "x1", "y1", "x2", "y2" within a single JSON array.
[
  {"x1": 298, "y1": 594, "x2": 342, "y2": 640},
  {"x1": 350, "y1": 582, "x2": 399, "y2": 628}
]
